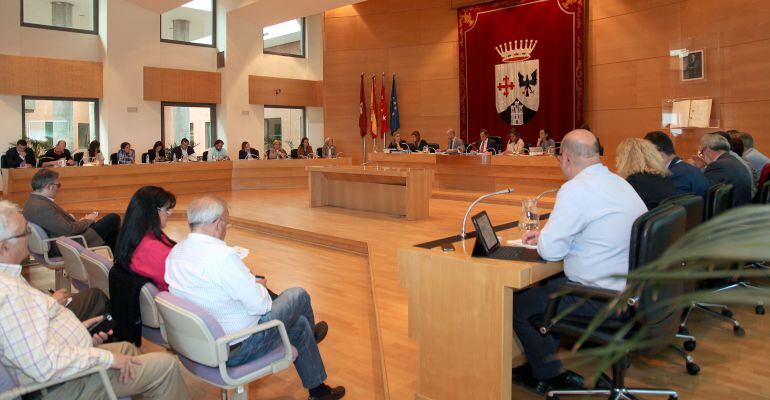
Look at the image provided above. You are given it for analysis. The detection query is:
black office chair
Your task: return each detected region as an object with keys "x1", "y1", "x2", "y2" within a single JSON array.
[
  {"x1": 704, "y1": 183, "x2": 733, "y2": 221},
  {"x1": 539, "y1": 205, "x2": 688, "y2": 400},
  {"x1": 427, "y1": 143, "x2": 440, "y2": 152},
  {"x1": 0, "y1": 154, "x2": 7, "y2": 169},
  {"x1": 141, "y1": 152, "x2": 149, "y2": 164},
  {"x1": 489, "y1": 136, "x2": 502, "y2": 152},
  {"x1": 202, "y1": 151, "x2": 208, "y2": 161},
  {"x1": 316, "y1": 148, "x2": 323, "y2": 158},
  {"x1": 109, "y1": 153, "x2": 118, "y2": 165},
  {"x1": 73, "y1": 152, "x2": 84, "y2": 164},
  {"x1": 290, "y1": 149, "x2": 299, "y2": 159},
  {"x1": 756, "y1": 180, "x2": 770, "y2": 204}
]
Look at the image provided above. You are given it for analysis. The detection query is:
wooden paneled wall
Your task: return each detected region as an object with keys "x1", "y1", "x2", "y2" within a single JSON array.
[
  {"x1": 324, "y1": 0, "x2": 459, "y2": 164},
  {"x1": 0, "y1": 55, "x2": 103, "y2": 98},
  {"x1": 586, "y1": 0, "x2": 770, "y2": 159},
  {"x1": 248, "y1": 75, "x2": 323, "y2": 107},
  {"x1": 143, "y1": 66, "x2": 221, "y2": 103}
]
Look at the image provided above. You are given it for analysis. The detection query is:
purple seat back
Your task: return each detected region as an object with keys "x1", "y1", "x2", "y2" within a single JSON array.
[
  {"x1": 56, "y1": 237, "x2": 89, "y2": 284},
  {"x1": 80, "y1": 249, "x2": 112, "y2": 297},
  {"x1": 0, "y1": 363, "x2": 17, "y2": 392},
  {"x1": 27, "y1": 222, "x2": 51, "y2": 256}
]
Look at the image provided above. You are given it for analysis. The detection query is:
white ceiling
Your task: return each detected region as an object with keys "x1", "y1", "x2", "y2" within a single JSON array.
[
  {"x1": 231, "y1": 0, "x2": 365, "y2": 27},
  {"x1": 123, "y1": 0, "x2": 191, "y2": 13}
]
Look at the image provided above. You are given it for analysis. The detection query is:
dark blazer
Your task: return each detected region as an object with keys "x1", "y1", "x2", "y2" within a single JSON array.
[
  {"x1": 147, "y1": 149, "x2": 166, "y2": 163},
  {"x1": 4, "y1": 147, "x2": 36, "y2": 168},
  {"x1": 388, "y1": 140, "x2": 408, "y2": 150},
  {"x1": 412, "y1": 139, "x2": 429, "y2": 152},
  {"x1": 475, "y1": 138, "x2": 498, "y2": 153},
  {"x1": 172, "y1": 146, "x2": 195, "y2": 160},
  {"x1": 626, "y1": 173, "x2": 677, "y2": 210},
  {"x1": 109, "y1": 265, "x2": 152, "y2": 346},
  {"x1": 22, "y1": 193, "x2": 104, "y2": 248},
  {"x1": 668, "y1": 156, "x2": 709, "y2": 198},
  {"x1": 39, "y1": 148, "x2": 72, "y2": 166},
  {"x1": 704, "y1": 152, "x2": 753, "y2": 207},
  {"x1": 239, "y1": 149, "x2": 260, "y2": 159}
]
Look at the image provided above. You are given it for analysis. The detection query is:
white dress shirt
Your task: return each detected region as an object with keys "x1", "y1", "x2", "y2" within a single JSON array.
[
  {"x1": 537, "y1": 164, "x2": 647, "y2": 291},
  {"x1": 165, "y1": 233, "x2": 272, "y2": 344},
  {"x1": 506, "y1": 138, "x2": 525, "y2": 153}
]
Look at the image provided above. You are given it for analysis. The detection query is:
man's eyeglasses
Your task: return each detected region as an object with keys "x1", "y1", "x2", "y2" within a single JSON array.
[{"x1": 2, "y1": 225, "x2": 31, "y2": 242}]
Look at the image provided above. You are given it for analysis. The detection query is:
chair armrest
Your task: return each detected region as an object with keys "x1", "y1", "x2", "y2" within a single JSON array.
[
  {"x1": 0, "y1": 366, "x2": 117, "y2": 400},
  {"x1": 87, "y1": 245, "x2": 114, "y2": 261},
  {"x1": 213, "y1": 320, "x2": 294, "y2": 387},
  {"x1": 42, "y1": 235, "x2": 87, "y2": 265},
  {"x1": 539, "y1": 282, "x2": 621, "y2": 335}
]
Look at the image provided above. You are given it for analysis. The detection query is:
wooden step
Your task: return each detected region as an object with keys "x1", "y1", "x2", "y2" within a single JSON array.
[{"x1": 431, "y1": 188, "x2": 556, "y2": 209}]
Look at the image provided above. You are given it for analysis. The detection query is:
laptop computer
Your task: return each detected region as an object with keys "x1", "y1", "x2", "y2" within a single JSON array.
[{"x1": 470, "y1": 210, "x2": 545, "y2": 263}]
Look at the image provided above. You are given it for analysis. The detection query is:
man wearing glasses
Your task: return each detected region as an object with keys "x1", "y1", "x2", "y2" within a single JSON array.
[{"x1": 22, "y1": 169, "x2": 121, "y2": 252}]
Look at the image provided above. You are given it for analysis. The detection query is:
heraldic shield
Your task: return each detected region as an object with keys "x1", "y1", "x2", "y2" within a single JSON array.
[{"x1": 495, "y1": 59, "x2": 539, "y2": 126}]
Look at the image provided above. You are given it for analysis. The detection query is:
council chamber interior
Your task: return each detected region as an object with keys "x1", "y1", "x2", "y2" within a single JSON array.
[{"x1": 1, "y1": 0, "x2": 769, "y2": 399}]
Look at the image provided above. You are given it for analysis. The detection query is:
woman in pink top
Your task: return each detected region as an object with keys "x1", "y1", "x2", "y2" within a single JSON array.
[{"x1": 114, "y1": 186, "x2": 177, "y2": 291}]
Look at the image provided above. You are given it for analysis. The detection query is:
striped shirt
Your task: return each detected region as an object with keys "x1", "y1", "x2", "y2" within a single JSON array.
[{"x1": 0, "y1": 263, "x2": 113, "y2": 385}]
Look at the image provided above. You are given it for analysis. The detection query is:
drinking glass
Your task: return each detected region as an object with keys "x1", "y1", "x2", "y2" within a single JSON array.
[{"x1": 520, "y1": 198, "x2": 539, "y2": 237}]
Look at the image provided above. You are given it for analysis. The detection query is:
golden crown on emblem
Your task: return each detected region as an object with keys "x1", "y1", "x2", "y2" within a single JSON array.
[{"x1": 495, "y1": 39, "x2": 537, "y2": 63}]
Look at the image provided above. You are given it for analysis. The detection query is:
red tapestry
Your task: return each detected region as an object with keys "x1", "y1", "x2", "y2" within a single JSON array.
[{"x1": 458, "y1": 0, "x2": 584, "y2": 145}]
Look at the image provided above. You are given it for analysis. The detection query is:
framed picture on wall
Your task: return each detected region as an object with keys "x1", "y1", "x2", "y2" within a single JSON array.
[{"x1": 681, "y1": 50, "x2": 704, "y2": 81}]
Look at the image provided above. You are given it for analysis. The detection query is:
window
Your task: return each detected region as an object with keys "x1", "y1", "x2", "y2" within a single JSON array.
[
  {"x1": 161, "y1": 103, "x2": 217, "y2": 152},
  {"x1": 263, "y1": 18, "x2": 305, "y2": 58},
  {"x1": 264, "y1": 106, "x2": 305, "y2": 150},
  {"x1": 22, "y1": 97, "x2": 99, "y2": 153},
  {"x1": 160, "y1": 0, "x2": 215, "y2": 47},
  {"x1": 21, "y1": 0, "x2": 98, "y2": 34}
]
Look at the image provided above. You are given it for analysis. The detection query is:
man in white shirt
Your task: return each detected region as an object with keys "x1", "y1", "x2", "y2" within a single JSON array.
[
  {"x1": 207, "y1": 139, "x2": 230, "y2": 161},
  {"x1": 512, "y1": 130, "x2": 647, "y2": 394},
  {"x1": 165, "y1": 196, "x2": 345, "y2": 400},
  {"x1": 739, "y1": 132, "x2": 769, "y2": 181},
  {"x1": 0, "y1": 200, "x2": 189, "y2": 399}
]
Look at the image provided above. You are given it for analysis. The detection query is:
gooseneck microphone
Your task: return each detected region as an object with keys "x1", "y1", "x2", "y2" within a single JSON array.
[{"x1": 460, "y1": 188, "x2": 515, "y2": 239}]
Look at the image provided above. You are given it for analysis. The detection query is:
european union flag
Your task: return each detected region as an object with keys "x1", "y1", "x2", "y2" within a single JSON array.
[{"x1": 389, "y1": 74, "x2": 400, "y2": 135}]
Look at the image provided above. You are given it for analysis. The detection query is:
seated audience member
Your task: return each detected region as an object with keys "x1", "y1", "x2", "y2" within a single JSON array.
[
  {"x1": 513, "y1": 129, "x2": 647, "y2": 394},
  {"x1": 116, "y1": 142, "x2": 135, "y2": 164},
  {"x1": 0, "y1": 201, "x2": 190, "y2": 400},
  {"x1": 23, "y1": 169, "x2": 121, "y2": 251},
  {"x1": 165, "y1": 196, "x2": 345, "y2": 400},
  {"x1": 410, "y1": 131, "x2": 429, "y2": 152},
  {"x1": 147, "y1": 141, "x2": 166, "y2": 163},
  {"x1": 387, "y1": 132, "x2": 408, "y2": 151},
  {"x1": 537, "y1": 129, "x2": 556, "y2": 151},
  {"x1": 445, "y1": 129, "x2": 464, "y2": 153},
  {"x1": 322, "y1": 137, "x2": 337, "y2": 158},
  {"x1": 739, "y1": 132, "x2": 769, "y2": 181},
  {"x1": 472, "y1": 129, "x2": 494, "y2": 155},
  {"x1": 297, "y1": 137, "x2": 315, "y2": 159},
  {"x1": 115, "y1": 186, "x2": 176, "y2": 291},
  {"x1": 239, "y1": 141, "x2": 260, "y2": 159},
  {"x1": 208, "y1": 139, "x2": 230, "y2": 161},
  {"x1": 615, "y1": 138, "x2": 676, "y2": 209},
  {"x1": 86, "y1": 140, "x2": 105, "y2": 164},
  {"x1": 172, "y1": 138, "x2": 195, "y2": 161},
  {"x1": 718, "y1": 131, "x2": 756, "y2": 192},
  {"x1": 699, "y1": 133, "x2": 753, "y2": 206},
  {"x1": 644, "y1": 131, "x2": 708, "y2": 198},
  {"x1": 40, "y1": 140, "x2": 75, "y2": 167},
  {"x1": 267, "y1": 139, "x2": 289, "y2": 159},
  {"x1": 4, "y1": 139, "x2": 36, "y2": 168},
  {"x1": 502, "y1": 127, "x2": 525, "y2": 155}
]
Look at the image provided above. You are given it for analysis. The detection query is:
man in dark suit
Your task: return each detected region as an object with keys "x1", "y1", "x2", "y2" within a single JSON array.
[
  {"x1": 4, "y1": 139, "x2": 36, "y2": 168},
  {"x1": 473, "y1": 129, "x2": 494, "y2": 154},
  {"x1": 700, "y1": 133, "x2": 753, "y2": 207},
  {"x1": 22, "y1": 169, "x2": 121, "y2": 251},
  {"x1": 644, "y1": 131, "x2": 709, "y2": 198},
  {"x1": 172, "y1": 138, "x2": 196, "y2": 161}
]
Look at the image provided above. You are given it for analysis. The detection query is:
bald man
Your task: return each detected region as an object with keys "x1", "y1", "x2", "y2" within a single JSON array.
[{"x1": 512, "y1": 130, "x2": 647, "y2": 394}]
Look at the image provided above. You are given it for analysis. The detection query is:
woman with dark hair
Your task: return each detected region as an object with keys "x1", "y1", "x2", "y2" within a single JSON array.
[
  {"x1": 87, "y1": 140, "x2": 105, "y2": 164},
  {"x1": 410, "y1": 131, "x2": 429, "y2": 152},
  {"x1": 239, "y1": 141, "x2": 259, "y2": 159},
  {"x1": 297, "y1": 137, "x2": 315, "y2": 159},
  {"x1": 536, "y1": 129, "x2": 555, "y2": 150},
  {"x1": 114, "y1": 186, "x2": 177, "y2": 290},
  {"x1": 147, "y1": 141, "x2": 166, "y2": 163},
  {"x1": 503, "y1": 127, "x2": 525, "y2": 155}
]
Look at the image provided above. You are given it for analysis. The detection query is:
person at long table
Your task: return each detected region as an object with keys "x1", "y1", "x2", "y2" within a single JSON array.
[
  {"x1": 239, "y1": 141, "x2": 260, "y2": 159},
  {"x1": 4, "y1": 139, "x2": 36, "y2": 168},
  {"x1": 445, "y1": 129, "x2": 464, "y2": 154},
  {"x1": 267, "y1": 139, "x2": 289, "y2": 159},
  {"x1": 39, "y1": 140, "x2": 75, "y2": 167},
  {"x1": 388, "y1": 132, "x2": 408, "y2": 151}
]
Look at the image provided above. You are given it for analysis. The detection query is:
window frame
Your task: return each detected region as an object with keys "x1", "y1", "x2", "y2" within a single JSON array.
[
  {"x1": 262, "y1": 17, "x2": 306, "y2": 59},
  {"x1": 160, "y1": 102, "x2": 217, "y2": 149},
  {"x1": 159, "y1": 0, "x2": 217, "y2": 48},
  {"x1": 20, "y1": 95, "x2": 100, "y2": 150},
  {"x1": 20, "y1": 0, "x2": 99, "y2": 35},
  {"x1": 263, "y1": 105, "x2": 307, "y2": 142}
]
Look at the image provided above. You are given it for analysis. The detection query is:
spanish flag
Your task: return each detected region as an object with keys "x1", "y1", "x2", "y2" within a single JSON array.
[{"x1": 370, "y1": 74, "x2": 378, "y2": 139}]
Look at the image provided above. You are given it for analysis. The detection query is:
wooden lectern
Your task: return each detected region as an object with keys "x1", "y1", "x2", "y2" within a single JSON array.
[{"x1": 398, "y1": 238, "x2": 562, "y2": 399}]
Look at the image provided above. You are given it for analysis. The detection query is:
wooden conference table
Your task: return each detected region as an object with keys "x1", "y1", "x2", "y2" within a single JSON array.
[
  {"x1": 1, "y1": 158, "x2": 351, "y2": 205},
  {"x1": 307, "y1": 165, "x2": 433, "y2": 220},
  {"x1": 399, "y1": 227, "x2": 563, "y2": 400},
  {"x1": 368, "y1": 152, "x2": 575, "y2": 197}
]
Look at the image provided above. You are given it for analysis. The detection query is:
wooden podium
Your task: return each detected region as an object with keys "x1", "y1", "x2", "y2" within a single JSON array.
[
  {"x1": 307, "y1": 165, "x2": 433, "y2": 220},
  {"x1": 398, "y1": 238, "x2": 563, "y2": 399}
]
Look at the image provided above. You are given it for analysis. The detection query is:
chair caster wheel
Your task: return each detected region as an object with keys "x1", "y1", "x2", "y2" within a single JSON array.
[
  {"x1": 668, "y1": 396, "x2": 678, "y2": 400},
  {"x1": 756, "y1": 305, "x2": 765, "y2": 315},
  {"x1": 678, "y1": 326, "x2": 690, "y2": 336},
  {"x1": 722, "y1": 309, "x2": 734, "y2": 318},
  {"x1": 683, "y1": 340, "x2": 696, "y2": 352},
  {"x1": 734, "y1": 325, "x2": 745, "y2": 337},
  {"x1": 686, "y1": 361, "x2": 700, "y2": 375}
]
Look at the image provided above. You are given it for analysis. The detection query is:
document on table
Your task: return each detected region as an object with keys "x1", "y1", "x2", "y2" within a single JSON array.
[{"x1": 506, "y1": 239, "x2": 538, "y2": 249}]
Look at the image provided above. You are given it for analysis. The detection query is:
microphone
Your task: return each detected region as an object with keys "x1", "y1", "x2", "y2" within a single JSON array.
[
  {"x1": 489, "y1": 148, "x2": 497, "y2": 155},
  {"x1": 465, "y1": 143, "x2": 476, "y2": 153},
  {"x1": 460, "y1": 188, "x2": 515, "y2": 239},
  {"x1": 535, "y1": 188, "x2": 559, "y2": 203}
]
